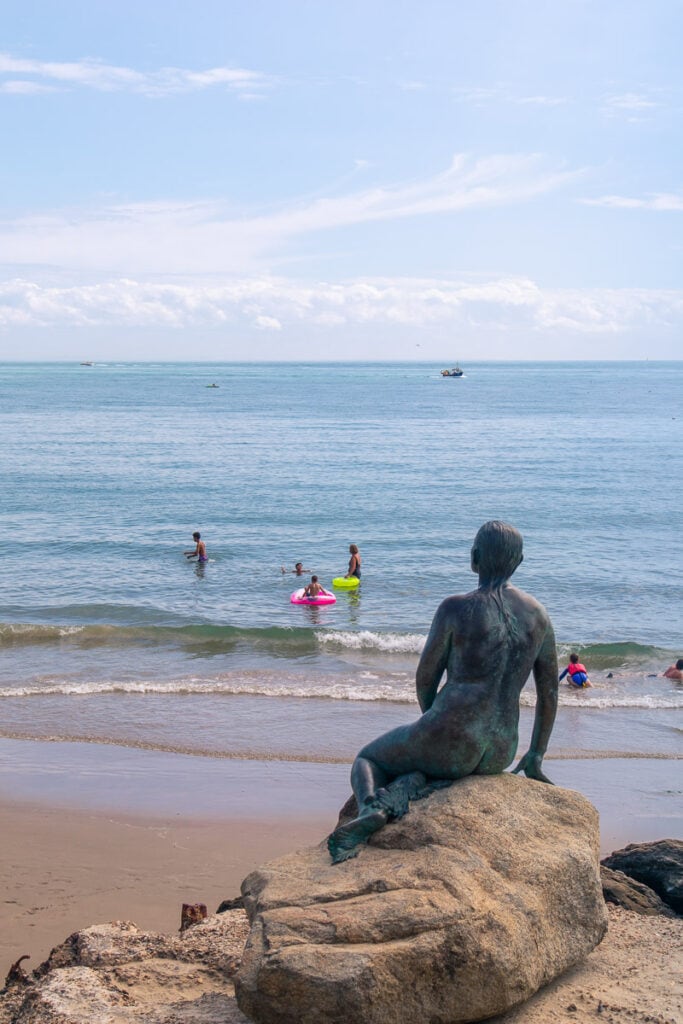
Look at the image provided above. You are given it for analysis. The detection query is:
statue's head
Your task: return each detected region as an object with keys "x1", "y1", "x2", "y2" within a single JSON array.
[{"x1": 471, "y1": 521, "x2": 523, "y2": 583}]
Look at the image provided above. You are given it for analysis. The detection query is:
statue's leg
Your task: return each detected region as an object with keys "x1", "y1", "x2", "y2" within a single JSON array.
[
  {"x1": 328, "y1": 717, "x2": 462, "y2": 864},
  {"x1": 327, "y1": 755, "x2": 393, "y2": 864},
  {"x1": 326, "y1": 770, "x2": 430, "y2": 863},
  {"x1": 350, "y1": 755, "x2": 391, "y2": 807}
]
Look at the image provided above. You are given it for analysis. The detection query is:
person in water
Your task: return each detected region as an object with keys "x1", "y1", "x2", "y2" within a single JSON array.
[
  {"x1": 345, "y1": 544, "x2": 361, "y2": 579},
  {"x1": 281, "y1": 562, "x2": 310, "y2": 575},
  {"x1": 559, "y1": 653, "x2": 593, "y2": 687},
  {"x1": 663, "y1": 658, "x2": 683, "y2": 682},
  {"x1": 327, "y1": 520, "x2": 559, "y2": 864},
  {"x1": 303, "y1": 575, "x2": 326, "y2": 598},
  {"x1": 184, "y1": 532, "x2": 207, "y2": 562}
]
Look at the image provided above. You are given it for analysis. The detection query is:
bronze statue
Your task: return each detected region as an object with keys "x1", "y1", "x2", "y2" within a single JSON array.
[{"x1": 327, "y1": 521, "x2": 559, "y2": 863}]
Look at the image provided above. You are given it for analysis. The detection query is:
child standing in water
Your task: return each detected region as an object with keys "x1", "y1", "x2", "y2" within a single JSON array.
[
  {"x1": 184, "y1": 532, "x2": 207, "y2": 562},
  {"x1": 559, "y1": 653, "x2": 592, "y2": 687}
]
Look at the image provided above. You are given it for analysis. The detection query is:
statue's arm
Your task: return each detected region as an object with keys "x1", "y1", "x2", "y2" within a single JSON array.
[
  {"x1": 415, "y1": 603, "x2": 451, "y2": 712},
  {"x1": 512, "y1": 620, "x2": 558, "y2": 784}
]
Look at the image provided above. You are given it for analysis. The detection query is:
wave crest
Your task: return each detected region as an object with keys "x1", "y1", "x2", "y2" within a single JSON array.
[{"x1": 316, "y1": 630, "x2": 426, "y2": 653}]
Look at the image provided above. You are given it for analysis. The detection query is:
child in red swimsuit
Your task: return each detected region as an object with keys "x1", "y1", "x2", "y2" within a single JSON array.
[{"x1": 559, "y1": 653, "x2": 592, "y2": 687}]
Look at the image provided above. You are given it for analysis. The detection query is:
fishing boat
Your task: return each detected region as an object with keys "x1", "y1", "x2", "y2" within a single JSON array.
[{"x1": 441, "y1": 364, "x2": 463, "y2": 377}]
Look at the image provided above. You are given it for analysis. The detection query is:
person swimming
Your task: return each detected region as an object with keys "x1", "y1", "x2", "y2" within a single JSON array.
[
  {"x1": 663, "y1": 658, "x2": 683, "y2": 682},
  {"x1": 184, "y1": 532, "x2": 207, "y2": 562},
  {"x1": 281, "y1": 562, "x2": 310, "y2": 575}
]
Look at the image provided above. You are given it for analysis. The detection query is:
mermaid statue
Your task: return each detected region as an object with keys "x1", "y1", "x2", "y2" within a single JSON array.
[{"x1": 327, "y1": 521, "x2": 559, "y2": 863}]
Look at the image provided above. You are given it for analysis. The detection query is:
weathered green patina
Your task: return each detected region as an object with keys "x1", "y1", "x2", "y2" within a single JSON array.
[{"x1": 327, "y1": 521, "x2": 559, "y2": 863}]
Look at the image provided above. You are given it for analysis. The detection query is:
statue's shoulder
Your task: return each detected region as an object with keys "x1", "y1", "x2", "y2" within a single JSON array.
[
  {"x1": 439, "y1": 591, "x2": 473, "y2": 610},
  {"x1": 431, "y1": 592, "x2": 469, "y2": 622},
  {"x1": 507, "y1": 585, "x2": 552, "y2": 623}
]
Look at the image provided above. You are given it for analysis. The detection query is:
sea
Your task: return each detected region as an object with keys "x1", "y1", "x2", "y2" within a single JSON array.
[{"x1": 0, "y1": 361, "x2": 681, "y2": 844}]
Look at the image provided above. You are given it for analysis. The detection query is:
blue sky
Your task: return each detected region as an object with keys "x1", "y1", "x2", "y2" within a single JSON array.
[{"x1": 0, "y1": 0, "x2": 681, "y2": 359}]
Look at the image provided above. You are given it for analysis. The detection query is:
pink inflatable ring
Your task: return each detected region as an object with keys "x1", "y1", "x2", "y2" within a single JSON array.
[{"x1": 290, "y1": 588, "x2": 336, "y2": 606}]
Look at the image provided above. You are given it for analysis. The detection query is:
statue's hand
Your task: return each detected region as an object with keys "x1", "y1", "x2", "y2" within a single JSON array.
[{"x1": 512, "y1": 751, "x2": 554, "y2": 785}]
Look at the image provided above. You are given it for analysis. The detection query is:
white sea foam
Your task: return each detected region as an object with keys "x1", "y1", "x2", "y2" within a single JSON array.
[
  {"x1": 0, "y1": 623, "x2": 87, "y2": 639},
  {"x1": 519, "y1": 690, "x2": 683, "y2": 710},
  {"x1": 316, "y1": 630, "x2": 426, "y2": 653},
  {"x1": 1, "y1": 674, "x2": 682, "y2": 708}
]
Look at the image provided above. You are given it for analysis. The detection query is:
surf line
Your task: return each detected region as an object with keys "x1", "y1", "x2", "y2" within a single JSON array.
[{"x1": 0, "y1": 731, "x2": 681, "y2": 763}]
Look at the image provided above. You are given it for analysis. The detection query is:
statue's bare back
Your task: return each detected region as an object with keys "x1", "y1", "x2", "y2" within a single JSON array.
[{"x1": 327, "y1": 522, "x2": 559, "y2": 864}]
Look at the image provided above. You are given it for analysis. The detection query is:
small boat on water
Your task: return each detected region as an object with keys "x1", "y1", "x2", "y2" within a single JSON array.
[
  {"x1": 80, "y1": 361, "x2": 94, "y2": 366},
  {"x1": 441, "y1": 364, "x2": 463, "y2": 377}
]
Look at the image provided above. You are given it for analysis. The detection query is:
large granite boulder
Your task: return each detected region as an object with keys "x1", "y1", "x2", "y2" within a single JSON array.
[
  {"x1": 601, "y1": 839, "x2": 683, "y2": 915},
  {"x1": 235, "y1": 774, "x2": 607, "y2": 1024}
]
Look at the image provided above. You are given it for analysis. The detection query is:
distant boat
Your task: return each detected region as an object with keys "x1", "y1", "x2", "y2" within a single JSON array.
[
  {"x1": 441, "y1": 364, "x2": 463, "y2": 377},
  {"x1": 80, "y1": 361, "x2": 94, "y2": 366},
  {"x1": 206, "y1": 383, "x2": 220, "y2": 388}
]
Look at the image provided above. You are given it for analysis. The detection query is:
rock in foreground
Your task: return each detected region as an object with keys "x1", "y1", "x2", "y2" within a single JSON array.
[
  {"x1": 0, "y1": 913, "x2": 251, "y2": 1024},
  {"x1": 236, "y1": 774, "x2": 607, "y2": 1024},
  {"x1": 602, "y1": 839, "x2": 683, "y2": 915},
  {"x1": 600, "y1": 865, "x2": 677, "y2": 917}
]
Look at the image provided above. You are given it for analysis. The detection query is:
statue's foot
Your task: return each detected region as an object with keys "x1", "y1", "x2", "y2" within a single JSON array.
[
  {"x1": 327, "y1": 810, "x2": 387, "y2": 864},
  {"x1": 374, "y1": 771, "x2": 428, "y2": 819}
]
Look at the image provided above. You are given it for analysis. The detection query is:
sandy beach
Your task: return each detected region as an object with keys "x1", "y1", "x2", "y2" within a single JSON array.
[
  {"x1": 1, "y1": 796, "x2": 681, "y2": 1024},
  {"x1": 1, "y1": 733, "x2": 682, "y2": 976},
  {"x1": 0, "y1": 726, "x2": 678, "y2": 1024},
  {"x1": 0, "y1": 798, "x2": 331, "y2": 973}
]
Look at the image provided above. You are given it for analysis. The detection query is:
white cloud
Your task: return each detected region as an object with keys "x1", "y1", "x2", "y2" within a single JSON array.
[
  {"x1": 0, "y1": 155, "x2": 579, "y2": 276},
  {"x1": 0, "y1": 274, "x2": 680, "y2": 336},
  {"x1": 452, "y1": 86, "x2": 566, "y2": 107},
  {"x1": 580, "y1": 192, "x2": 683, "y2": 211},
  {"x1": 0, "y1": 79, "x2": 57, "y2": 94},
  {"x1": 601, "y1": 92, "x2": 663, "y2": 122},
  {"x1": 0, "y1": 52, "x2": 271, "y2": 98},
  {"x1": 254, "y1": 314, "x2": 282, "y2": 330},
  {"x1": 602, "y1": 92, "x2": 659, "y2": 112},
  {"x1": 514, "y1": 95, "x2": 566, "y2": 107},
  {"x1": 452, "y1": 86, "x2": 500, "y2": 104}
]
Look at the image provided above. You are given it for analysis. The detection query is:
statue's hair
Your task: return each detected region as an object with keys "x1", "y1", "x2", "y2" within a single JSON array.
[
  {"x1": 471, "y1": 521, "x2": 523, "y2": 641},
  {"x1": 472, "y1": 520, "x2": 523, "y2": 584}
]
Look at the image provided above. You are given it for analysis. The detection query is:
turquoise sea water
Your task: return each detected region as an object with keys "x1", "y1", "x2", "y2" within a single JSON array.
[{"x1": 0, "y1": 362, "x2": 681, "y2": 794}]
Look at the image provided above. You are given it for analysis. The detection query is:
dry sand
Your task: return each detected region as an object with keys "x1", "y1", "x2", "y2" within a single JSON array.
[
  {"x1": 0, "y1": 799, "x2": 328, "y2": 974},
  {"x1": 493, "y1": 904, "x2": 682, "y2": 1024}
]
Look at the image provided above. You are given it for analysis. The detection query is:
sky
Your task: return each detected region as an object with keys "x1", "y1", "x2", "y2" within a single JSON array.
[{"x1": 0, "y1": 0, "x2": 681, "y2": 360}]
